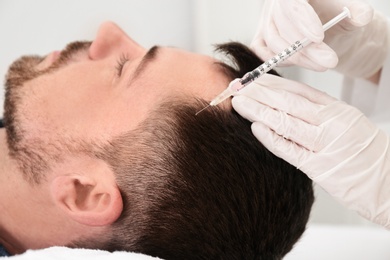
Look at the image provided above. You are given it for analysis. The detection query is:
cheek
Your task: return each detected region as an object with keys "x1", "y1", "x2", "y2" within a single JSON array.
[
  {"x1": 17, "y1": 73, "x2": 115, "y2": 141},
  {"x1": 20, "y1": 76, "x2": 152, "y2": 142}
]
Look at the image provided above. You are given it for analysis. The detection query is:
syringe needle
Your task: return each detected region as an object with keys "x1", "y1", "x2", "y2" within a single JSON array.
[
  {"x1": 195, "y1": 105, "x2": 211, "y2": 116},
  {"x1": 196, "y1": 79, "x2": 243, "y2": 115}
]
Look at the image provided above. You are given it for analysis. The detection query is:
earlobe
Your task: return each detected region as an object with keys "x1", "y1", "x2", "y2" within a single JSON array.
[{"x1": 50, "y1": 169, "x2": 123, "y2": 227}]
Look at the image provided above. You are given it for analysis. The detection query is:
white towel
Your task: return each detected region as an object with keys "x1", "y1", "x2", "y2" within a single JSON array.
[{"x1": 8, "y1": 247, "x2": 161, "y2": 260}]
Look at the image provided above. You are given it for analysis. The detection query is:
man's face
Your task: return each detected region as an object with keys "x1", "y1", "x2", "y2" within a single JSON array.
[{"x1": 4, "y1": 22, "x2": 231, "y2": 182}]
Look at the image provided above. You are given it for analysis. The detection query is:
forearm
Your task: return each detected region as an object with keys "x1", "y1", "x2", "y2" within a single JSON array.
[
  {"x1": 367, "y1": 68, "x2": 381, "y2": 85},
  {"x1": 367, "y1": 17, "x2": 390, "y2": 84},
  {"x1": 342, "y1": 43, "x2": 390, "y2": 128}
]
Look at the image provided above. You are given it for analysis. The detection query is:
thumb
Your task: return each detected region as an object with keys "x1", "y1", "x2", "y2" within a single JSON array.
[{"x1": 343, "y1": 0, "x2": 373, "y2": 28}]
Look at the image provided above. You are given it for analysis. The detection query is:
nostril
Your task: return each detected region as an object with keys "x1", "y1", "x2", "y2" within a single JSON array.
[
  {"x1": 88, "y1": 41, "x2": 102, "y2": 60},
  {"x1": 88, "y1": 21, "x2": 125, "y2": 60},
  {"x1": 89, "y1": 21, "x2": 145, "y2": 61}
]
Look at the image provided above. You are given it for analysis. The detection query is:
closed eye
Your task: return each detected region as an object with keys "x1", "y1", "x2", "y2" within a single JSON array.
[{"x1": 115, "y1": 53, "x2": 129, "y2": 77}]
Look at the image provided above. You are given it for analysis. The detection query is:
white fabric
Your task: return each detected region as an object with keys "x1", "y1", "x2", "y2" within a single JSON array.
[
  {"x1": 232, "y1": 74, "x2": 390, "y2": 228},
  {"x1": 7, "y1": 247, "x2": 161, "y2": 260},
  {"x1": 285, "y1": 224, "x2": 390, "y2": 260},
  {"x1": 6, "y1": 225, "x2": 390, "y2": 260},
  {"x1": 251, "y1": 0, "x2": 388, "y2": 78}
]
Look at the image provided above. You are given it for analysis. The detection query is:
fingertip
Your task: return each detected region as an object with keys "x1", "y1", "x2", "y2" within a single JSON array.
[
  {"x1": 301, "y1": 44, "x2": 339, "y2": 69},
  {"x1": 347, "y1": 1, "x2": 374, "y2": 27},
  {"x1": 300, "y1": 23, "x2": 324, "y2": 43},
  {"x1": 251, "y1": 122, "x2": 271, "y2": 144},
  {"x1": 251, "y1": 122, "x2": 292, "y2": 163},
  {"x1": 295, "y1": 5, "x2": 324, "y2": 43},
  {"x1": 231, "y1": 95, "x2": 248, "y2": 108},
  {"x1": 251, "y1": 121, "x2": 267, "y2": 134},
  {"x1": 232, "y1": 95, "x2": 258, "y2": 122},
  {"x1": 251, "y1": 122, "x2": 306, "y2": 168}
]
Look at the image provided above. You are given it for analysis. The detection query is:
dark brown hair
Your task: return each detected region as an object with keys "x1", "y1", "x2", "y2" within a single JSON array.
[{"x1": 75, "y1": 42, "x2": 314, "y2": 260}]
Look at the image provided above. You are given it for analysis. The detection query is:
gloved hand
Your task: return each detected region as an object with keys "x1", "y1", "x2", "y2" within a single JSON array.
[
  {"x1": 232, "y1": 74, "x2": 390, "y2": 228},
  {"x1": 251, "y1": 0, "x2": 389, "y2": 78}
]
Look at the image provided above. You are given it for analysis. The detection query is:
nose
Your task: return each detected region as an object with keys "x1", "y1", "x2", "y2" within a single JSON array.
[{"x1": 88, "y1": 21, "x2": 145, "y2": 60}]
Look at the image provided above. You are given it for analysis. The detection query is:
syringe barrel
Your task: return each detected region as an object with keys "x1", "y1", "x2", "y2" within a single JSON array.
[
  {"x1": 240, "y1": 40, "x2": 305, "y2": 86},
  {"x1": 240, "y1": 70, "x2": 261, "y2": 85}
]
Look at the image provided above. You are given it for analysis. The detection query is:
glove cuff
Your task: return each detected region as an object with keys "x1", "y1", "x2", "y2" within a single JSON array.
[{"x1": 314, "y1": 130, "x2": 390, "y2": 228}]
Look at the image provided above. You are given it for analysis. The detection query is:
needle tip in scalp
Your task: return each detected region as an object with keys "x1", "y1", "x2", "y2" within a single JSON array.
[{"x1": 195, "y1": 105, "x2": 211, "y2": 116}]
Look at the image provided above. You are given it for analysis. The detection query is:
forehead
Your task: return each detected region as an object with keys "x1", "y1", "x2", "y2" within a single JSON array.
[{"x1": 138, "y1": 47, "x2": 232, "y2": 103}]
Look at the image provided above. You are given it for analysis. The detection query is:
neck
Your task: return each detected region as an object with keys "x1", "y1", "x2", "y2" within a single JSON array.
[
  {"x1": 0, "y1": 129, "x2": 64, "y2": 254},
  {"x1": 0, "y1": 129, "x2": 104, "y2": 254},
  {"x1": 0, "y1": 128, "x2": 28, "y2": 254}
]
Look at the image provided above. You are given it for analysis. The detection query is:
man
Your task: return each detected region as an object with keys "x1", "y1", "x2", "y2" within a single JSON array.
[{"x1": 0, "y1": 22, "x2": 314, "y2": 259}]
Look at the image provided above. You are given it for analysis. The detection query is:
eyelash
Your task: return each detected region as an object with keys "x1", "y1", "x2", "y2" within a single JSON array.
[{"x1": 115, "y1": 53, "x2": 129, "y2": 77}]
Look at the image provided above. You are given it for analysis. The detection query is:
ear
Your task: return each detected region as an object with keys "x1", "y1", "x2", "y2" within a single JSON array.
[{"x1": 50, "y1": 157, "x2": 123, "y2": 227}]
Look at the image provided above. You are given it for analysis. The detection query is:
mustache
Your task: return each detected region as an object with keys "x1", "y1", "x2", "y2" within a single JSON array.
[
  {"x1": 5, "y1": 55, "x2": 43, "y2": 90},
  {"x1": 5, "y1": 41, "x2": 92, "y2": 90},
  {"x1": 50, "y1": 41, "x2": 92, "y2": 70}
]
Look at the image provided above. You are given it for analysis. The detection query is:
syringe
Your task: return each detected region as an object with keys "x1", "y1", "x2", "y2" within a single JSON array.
[{"x1": 196, "y1": 7, "x2": 351, "y2": 115}]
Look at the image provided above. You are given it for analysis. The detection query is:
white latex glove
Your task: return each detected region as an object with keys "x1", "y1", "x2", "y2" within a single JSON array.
[
  {"x1": 251, "y1": 0, "x2": 389, "y2": 78},
  {"x1": 232, "y1": 74, "x2": 390, "y2": 228}
]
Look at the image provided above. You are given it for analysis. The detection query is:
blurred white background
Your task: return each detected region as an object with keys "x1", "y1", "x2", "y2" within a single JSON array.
[{"x1": 0, "y1": 0, "x2": 389, "y2": 231}]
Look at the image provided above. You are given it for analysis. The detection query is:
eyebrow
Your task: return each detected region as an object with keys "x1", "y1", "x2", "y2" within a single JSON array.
[
  {"x1": 127, "y1": 43, "x2": 250, "y2": 89},
  {"x1": 128, "y1": 45, "x2": 160, "y2": 85}
]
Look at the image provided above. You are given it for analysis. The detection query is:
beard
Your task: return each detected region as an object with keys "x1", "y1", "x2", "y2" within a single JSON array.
[{"x1": 3, "y1": 41, "x2": 92, "y2": 183}]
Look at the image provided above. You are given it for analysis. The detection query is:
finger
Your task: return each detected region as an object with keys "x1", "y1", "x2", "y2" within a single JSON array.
[
  {"x1": 260, "y1": 25, "x2": 336, "y2": 71},
  {"x1": 292, "y1": 42, "x2": 339, "y2": 69},
  {"x1": 233, "y1": 88, "x2": 322, "y2": 124},
  {"x1": 251, "y1": 7, "x2": 331, "y2": 71},
  {"x1": 261, "y1": 25, "x2": 329, "y2": 71},
  {"x1": 250, "y1": 121, "x2": 313, "y2": 169},
  {"x1": 343, "y1": 0, "x2": 373, "y2": 28},
  {"x1": 242, "y1": 74, "x2": 336, "y2": 106},
  {"x1": 317, "y1": 1, "x2": 373, "y2": 32},
  {"x1": 275, "y1": 0, "x2": 324, "y2": 43},
  {"x1": 250, "y1": 38, "x2": 279, "y2": 62},
  {"x1": 267, "y1": 0, "x2": 335, "y2": 70},
  {"x1": 232, "y1": 95, "x2": 324, "y2": 151}
]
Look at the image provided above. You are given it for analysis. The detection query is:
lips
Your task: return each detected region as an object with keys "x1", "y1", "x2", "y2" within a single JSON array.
[
  {"x1": 50, "y1": 51, "x2": 61, "y2": 63},
  {"x1": 36, "y1": 50, "x2": 61, "y2": 71}
]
